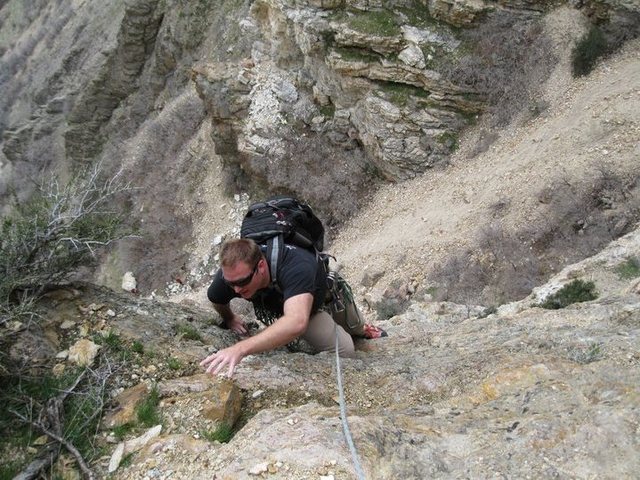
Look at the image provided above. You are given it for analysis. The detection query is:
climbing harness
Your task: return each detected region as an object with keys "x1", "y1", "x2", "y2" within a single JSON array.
[
  {"x1": 327, "y1": 271, "x2": 363, "y2": 331},
  {"x1": 335, "y1": 324, "x2": 366, "y2": 480}
]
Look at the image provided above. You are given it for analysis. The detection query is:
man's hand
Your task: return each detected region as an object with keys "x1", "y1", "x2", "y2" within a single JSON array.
[
  {"x1": 200, "y1": 343, "x2": 246, "y2": 378},
  {"x1": 204, "y1": 294, "x2": 313, "y2": 378},
  {"x1": 226, "y1": 314, "x2": 248, "y2": 335},
  {"x1": 213, "y1": 304, "x2": 247, "y2": 335}
]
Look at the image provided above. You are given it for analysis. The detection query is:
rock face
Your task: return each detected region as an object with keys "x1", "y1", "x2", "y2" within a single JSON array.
[
  {"x1": 102, "y1": 227, "x2": 640, "y2": 479},
  {"x1": 0, "y1": 0, "x2": 562, "y2": 201},
  {"x1": 192, "y1": 0, "x2": 485, "y2": 183},
  {"x1": 2, "y1": 0, "x2": 638, "y2": 292},
  {"x1": 64, "y1": 0, "x2": 165, "y2": 163},
  {"x1": 33, "y1": 234, "x2": 637, "y2": 479}
]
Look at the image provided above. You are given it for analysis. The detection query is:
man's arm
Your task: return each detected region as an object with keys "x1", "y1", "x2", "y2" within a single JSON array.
[
  {"x1": 213, "y1": 303, "x2": 247, "y2": 335},
  {"x1": 201, "y1": 293, "x2": 313, "y2": 377}
]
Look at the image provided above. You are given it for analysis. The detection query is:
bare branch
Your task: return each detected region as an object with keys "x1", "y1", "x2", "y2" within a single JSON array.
[
  {"x1": 1, "y1": 162, "x2": 137, "y2": 305},
  {"x1": 12, "y1": 445, "x2": 59, "y2": 480},
  {"x1": 7, "y1": 367, "x2": 114, "y2": 480},
  {"x1": 11, "y1": 409, "x2": 95, "y2": 480}
]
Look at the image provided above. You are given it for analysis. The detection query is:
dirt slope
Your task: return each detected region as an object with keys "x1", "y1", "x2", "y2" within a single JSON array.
[{"x1": 331, "y1": 22, "x2": 640, "y2": 304}]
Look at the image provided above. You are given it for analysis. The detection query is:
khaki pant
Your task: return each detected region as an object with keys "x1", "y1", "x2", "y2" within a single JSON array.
[{"x1": 302, "y1": 298, "x2": 365, "y2": 358}]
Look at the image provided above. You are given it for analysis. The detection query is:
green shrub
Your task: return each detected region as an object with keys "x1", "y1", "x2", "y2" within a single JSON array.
[
  {"x1": 568, "y1": 342, "x2": 603, "y2": 364},
  {"x1": 93, "y1": 330, "x2": 133, "y2": 362},
  {"x1": 119, "y1": 452, "x2": 135, "y2": 469},
  {"x1": 175, "y1": 323, "x2": 202, "y2": 342},
  {"x1": 615, "y1": 256, "x2": 640, "y2": 280},
  {"x1": 378, "y1": 81, "x2": 430, "y2": 107},
  {"x1": 0, "y1": 460, "x2": 23, "y2": 480},
  {"x1": 537, "y1": 279, "x2": 598, "y2": 310},
  {"x1": 167, "y1": 357, "x2": 183, "y2": 370},
  {"x1": 437, "y1": 131, "x2": 459, "y2": 152},
  {"x1": 136, "y1": 387, "x2": 161, "y2": 427},
  {"x1": 63, "y1": 377, "x2": 107, "y2": 458},
  {"x1": 101, "y1": 330, "x2": 124, "y2": 351},
  {"x1": 1, "y1": 365, "x2": 112, "y2": 467},
  {"x1": 572, "y1": 25, "x2": 609, "y2": 77},
  {"x1": 112, "y1": 422, "x2": 134, "y2": 440},
  {"x1": 318, "y1": 103, "x2": 335, "y2": 119},
  {"x1": 131, "y1": 341, "x2": 145, "y2": 354},
  {"x1": 347, "y1": 10, "x2": 400, "y2": 36},
  {"x1": 200, "y1": 422, "x2": 233, "y2": 443},
  {"x1": 0, "y1": 164, "x2": 132, "y2": 327}
]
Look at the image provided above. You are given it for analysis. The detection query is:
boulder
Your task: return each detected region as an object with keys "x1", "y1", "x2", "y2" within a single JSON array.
[{"x1": 67, "y1": 338, "x2": 101, "y2": 367}]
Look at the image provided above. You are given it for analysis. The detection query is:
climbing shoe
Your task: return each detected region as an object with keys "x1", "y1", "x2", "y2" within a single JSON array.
[{"x1": 362, "y1": 323, "x2": 388, "y2": 339}]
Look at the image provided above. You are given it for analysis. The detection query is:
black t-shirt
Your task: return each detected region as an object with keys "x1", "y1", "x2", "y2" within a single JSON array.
[{"x1": 207, "y1": 244, "x2": 327, "y2": 325}]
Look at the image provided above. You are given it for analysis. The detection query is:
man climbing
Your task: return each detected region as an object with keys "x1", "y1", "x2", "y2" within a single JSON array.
[{"x1": 200, "y1": 238, "x2": 386, "y2": 378}]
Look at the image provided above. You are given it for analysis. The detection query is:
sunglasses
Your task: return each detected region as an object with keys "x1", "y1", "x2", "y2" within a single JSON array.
[{"x1": 224, "y1": 261, "x2": 259, "y2": 288}]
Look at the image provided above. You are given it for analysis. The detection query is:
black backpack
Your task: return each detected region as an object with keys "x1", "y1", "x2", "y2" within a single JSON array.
[
  {"x1": 241, "y1": 196, "x2": 324, "y2": 251},
  {"x1": 240, "y1": 196, "x2": 326, "y2": 287},
  {"x1": 241, "y1": 197, "x2": 361, "y2": 331}
]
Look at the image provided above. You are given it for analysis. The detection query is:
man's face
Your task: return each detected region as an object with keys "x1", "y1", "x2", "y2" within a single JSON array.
[{"x1": 222, "y1": 259, "x2": 263, "y2": 299}]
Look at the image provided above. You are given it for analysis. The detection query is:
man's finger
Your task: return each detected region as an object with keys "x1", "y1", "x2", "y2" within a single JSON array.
[
  {"x1": 199, "y1": 351, "x2": 218, "y2": 366},
  {"x1": 232, "y1": 323, "x2": 247, "y2": 334},
  {"x1": 206, "y1": 356, "x2": 223, "y2": 374},
  {"x1": 226, "y1": 360, "x2": 237, "y2": 378},
  {"x1": 212, "y1": 358, "x2": 227, "y2": 376}
]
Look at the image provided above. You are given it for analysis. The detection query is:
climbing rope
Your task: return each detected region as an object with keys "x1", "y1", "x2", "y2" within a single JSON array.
[{"x1": 335, "y1": 325, "x2": 366, "y2": 480}]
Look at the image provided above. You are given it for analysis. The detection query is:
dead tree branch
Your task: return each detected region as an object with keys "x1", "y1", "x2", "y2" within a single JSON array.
[
  {"x1": 11, "y1": 409, "x2": 95, "y2": 480},
  {"x1": 9, "y1": 369, "x2": 99, "y2": 480}
]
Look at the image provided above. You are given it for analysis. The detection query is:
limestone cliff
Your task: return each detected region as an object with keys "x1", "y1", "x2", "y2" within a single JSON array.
[{"x1": 1, "y1": 0, "x2": 638, "y2": 293}]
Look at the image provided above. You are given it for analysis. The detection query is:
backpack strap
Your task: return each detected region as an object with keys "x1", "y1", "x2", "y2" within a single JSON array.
[
  {"x1": 264, "y1": 235, "x2": 329, "y2": 294},
  {"x1": 264, "y1": 235, "x2": 284, "y2": 293}
]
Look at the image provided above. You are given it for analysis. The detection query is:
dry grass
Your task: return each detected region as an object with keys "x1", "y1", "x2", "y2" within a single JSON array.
[{"x1": 443, "y1": 12, "x2": 556, "y2": 127}]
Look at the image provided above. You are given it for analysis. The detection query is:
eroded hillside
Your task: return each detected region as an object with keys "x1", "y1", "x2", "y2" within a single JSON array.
[
  {"x1": 2, "y1": 0, "x2": 638, "y2": 298},
  {"x1": 5, "y1": 201, "x2": 639, "y2": 479}
]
